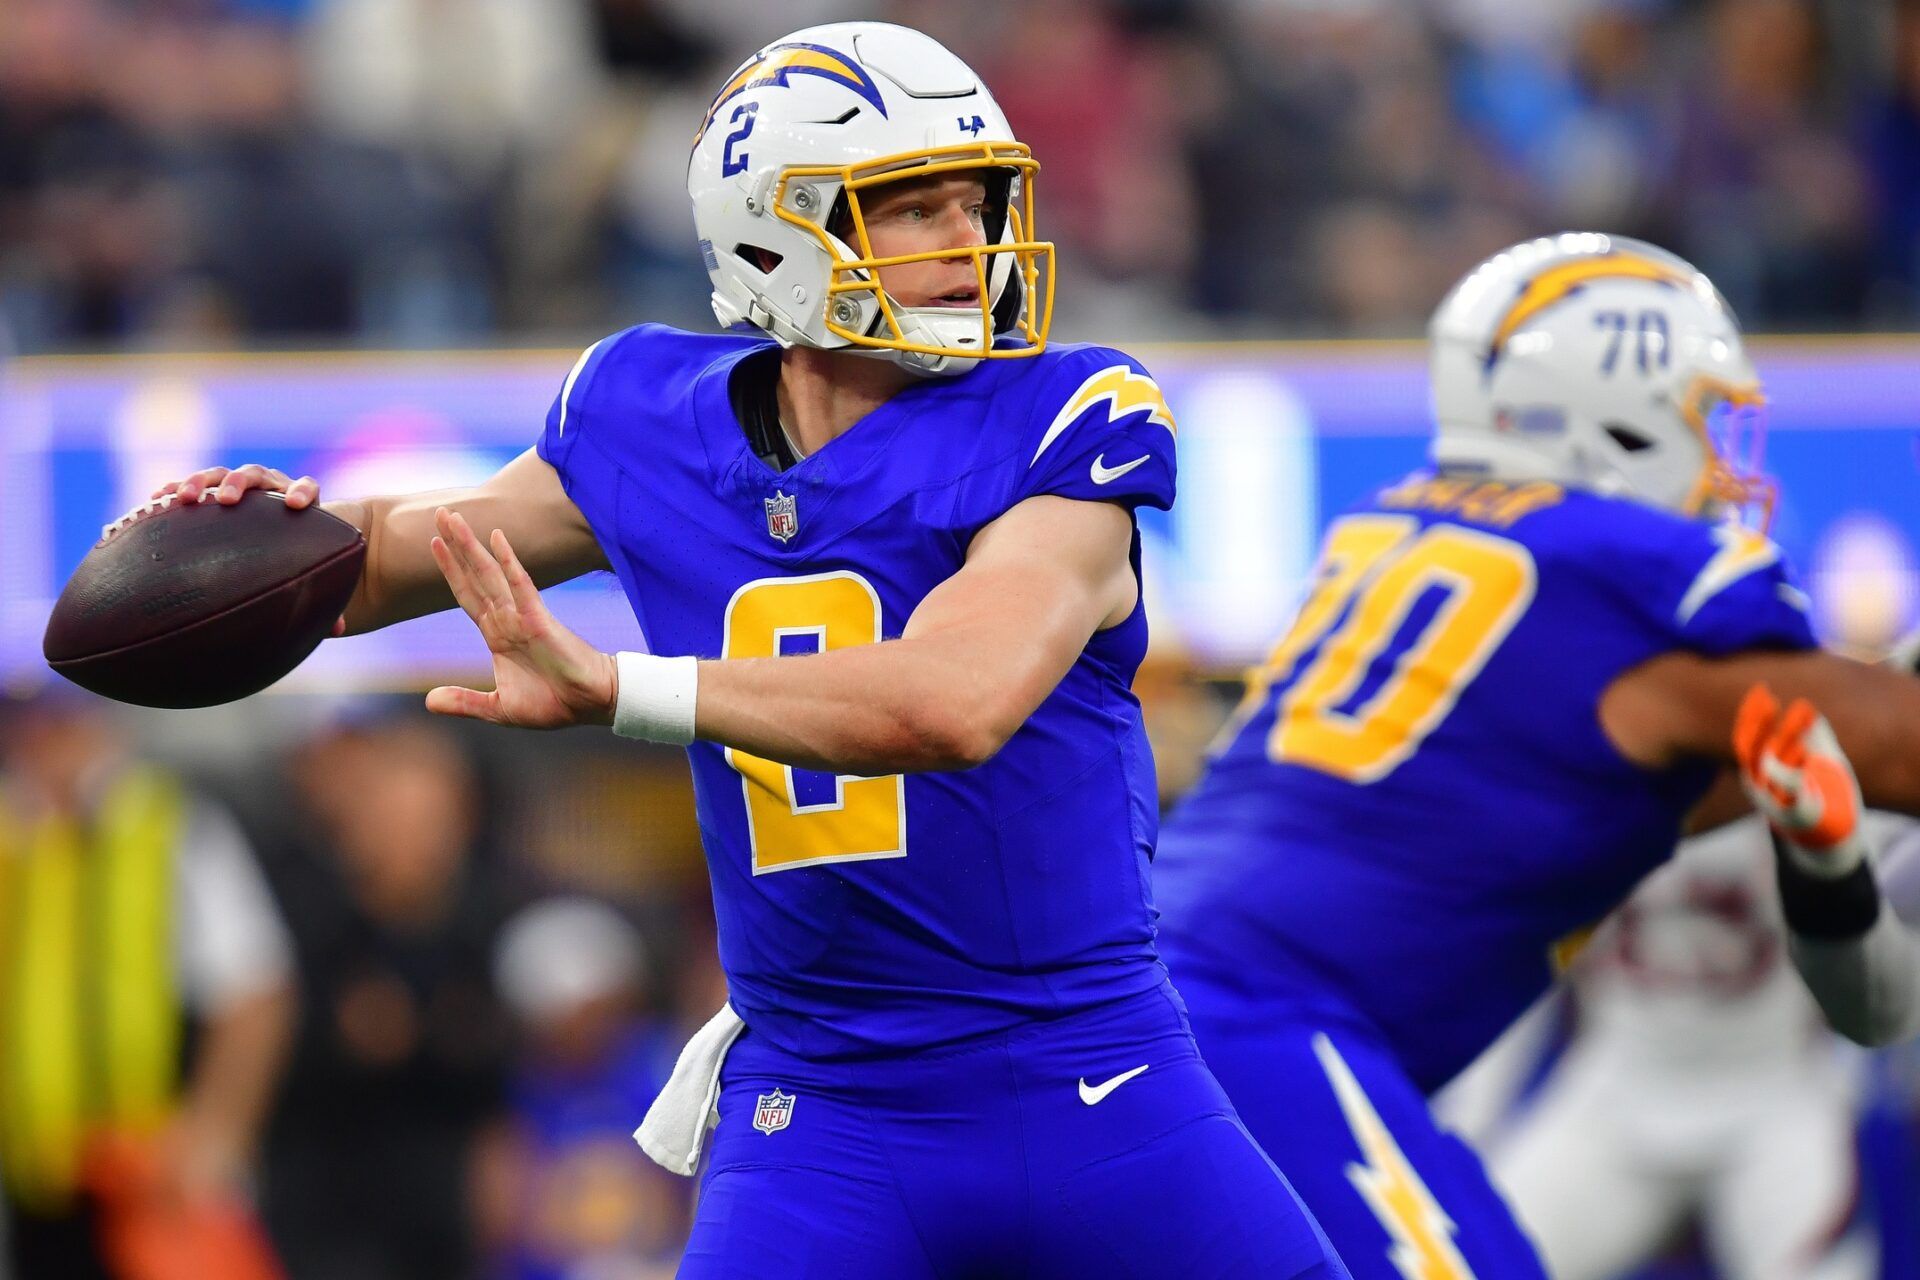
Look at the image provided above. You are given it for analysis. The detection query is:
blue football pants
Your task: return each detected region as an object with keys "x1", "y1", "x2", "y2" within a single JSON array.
[
  {"x1": 679, "y1": 982, "x2": 1349, "y2": 1279},
  {"x1": 1182, "y1": 979, "x2": 1549, "y2": 1280}
]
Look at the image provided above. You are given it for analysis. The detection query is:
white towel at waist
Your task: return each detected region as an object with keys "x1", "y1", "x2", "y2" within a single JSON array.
[{"x1": 634, "y1": 1001, "x2": 746, "y2": 1176}]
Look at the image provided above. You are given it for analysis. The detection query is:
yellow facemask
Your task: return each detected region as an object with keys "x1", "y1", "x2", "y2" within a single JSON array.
[{"x1": 770, "y1": 141, "x2": 1055, "y2": 363}]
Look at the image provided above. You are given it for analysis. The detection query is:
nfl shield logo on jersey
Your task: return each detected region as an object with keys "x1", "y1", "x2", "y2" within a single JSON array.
[
  {"x1": 753, "y1": 1089, "x2": 794, "y2": 1135},
  {"x1": 765, "y1": 491, "x2": 798, "y2": 544}
]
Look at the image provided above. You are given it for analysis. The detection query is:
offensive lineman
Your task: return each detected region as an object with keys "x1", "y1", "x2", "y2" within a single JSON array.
[
  {"x1": 146, "y1": 24, "x2": 1343, "y2": 1280},
  {"x1": 1153, "y1": 233, "x2": 1920, "y2": 1278}
]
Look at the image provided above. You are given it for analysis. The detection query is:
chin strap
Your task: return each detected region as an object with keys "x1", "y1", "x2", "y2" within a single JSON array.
[{"x1": 882, "y1": 307, "x2": 991, "y2": 377}]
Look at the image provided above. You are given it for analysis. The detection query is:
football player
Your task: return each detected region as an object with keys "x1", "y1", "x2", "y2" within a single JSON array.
[
  {"x1": 1152, "y1": 233, "x2": 1920, "y2": 1278},
  {"x1": 148, "y1": 23, "x2": 1344, "y2": 1280},
  {"x1": 1481, "y1": 812, "x2": 1891, "y2": 1280}
]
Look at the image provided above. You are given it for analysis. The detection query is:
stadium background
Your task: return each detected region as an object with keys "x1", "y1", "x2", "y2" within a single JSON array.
[{"x1": 5, "y1": 0, "x2": 1920, "y2": 1276}]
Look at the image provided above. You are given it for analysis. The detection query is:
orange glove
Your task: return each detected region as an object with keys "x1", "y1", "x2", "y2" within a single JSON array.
[{"x1": 1733, "y1": 683, "x2": 1867, "y2": 878}]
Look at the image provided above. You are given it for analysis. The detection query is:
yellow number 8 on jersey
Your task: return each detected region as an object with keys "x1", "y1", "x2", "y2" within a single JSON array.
[{"x1": 722, "y1": 571, "x2": 907, "y2": 874}]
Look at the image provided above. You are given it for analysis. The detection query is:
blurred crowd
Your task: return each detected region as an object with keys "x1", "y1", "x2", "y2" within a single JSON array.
[
  {"x1": 6, "y1": 0, "x2": 1920, "y2": 355},
  {"x1": 0, "y1": 686, "x2": 722, "y2": 1280}
]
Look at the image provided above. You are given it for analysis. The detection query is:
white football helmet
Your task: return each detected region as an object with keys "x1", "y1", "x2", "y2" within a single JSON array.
[
  {"x1": 1430, "y1": 232, "x2": 1774, "y2": 525},
  {"x1": 686, "y1": 22, "x2": 1053, "y2": 377}
]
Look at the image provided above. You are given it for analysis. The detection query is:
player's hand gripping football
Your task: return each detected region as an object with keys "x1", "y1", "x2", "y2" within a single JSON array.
[
  {"x1": 155, "y1": 462, "x2": 322, "y2": 511},
  {"x1": 137, "y1": 463, "x2": 348, "y2": 634},
  {"x1": 425, "y1": 508, "x2": 617, "y2": 729},
  {"x1": 1733, "y1": 683, "x2": 1868, "y2": 878}
]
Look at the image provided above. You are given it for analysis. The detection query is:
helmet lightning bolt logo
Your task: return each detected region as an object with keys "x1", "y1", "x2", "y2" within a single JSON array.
[
  {"x1": 1485, "y1": 254, "x2": 1689, "y2": 374},
  {"x1": 694, "y1": 43, "x2": 889, "y2": 147},
  {"x1": 1030, "y1": 365, "x2": 1175, "y2": 467},
  {"x1": 1315, "y1": 1034, "x2": 1476, "y2": 1280}
]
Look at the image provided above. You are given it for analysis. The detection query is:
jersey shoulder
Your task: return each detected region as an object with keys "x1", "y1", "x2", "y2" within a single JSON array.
[
  {"x1": 537, "y1": 324, "x2": 768, "y2": 471},
  {"x1": 974, "y1": 341, "x2": 1178, "y2": 513},
  {"x1": 1360, "y1": 474, "x2": 1813, "y2": 656},
  {"x1": 1522, "y1": 489, "x2": 1812, "y2": 656}
]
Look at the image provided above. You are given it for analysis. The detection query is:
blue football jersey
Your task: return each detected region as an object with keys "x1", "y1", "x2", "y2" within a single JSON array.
[
  {"x1": 1154, "y1": 472, "x2": 1816, "y2": 1091},
  {"x1": 537, "y1": 326, "x2": 1178, "y2": 1060}
]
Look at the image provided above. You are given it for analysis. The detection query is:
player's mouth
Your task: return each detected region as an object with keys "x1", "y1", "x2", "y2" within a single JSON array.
[{"x1": 927, "y1": 286, "x2": 981, "y2": 308}]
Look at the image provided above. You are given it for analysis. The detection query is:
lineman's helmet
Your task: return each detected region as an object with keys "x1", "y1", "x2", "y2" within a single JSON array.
[{"x1": 1430, "y1": 233, "x2": 1773, "y2": 524}]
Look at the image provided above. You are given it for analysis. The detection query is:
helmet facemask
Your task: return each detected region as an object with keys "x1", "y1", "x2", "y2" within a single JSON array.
[
  {"x1": 770, "y1": 142, "x2": 1055, "y2": 375},
  {"x1": 1678, "y1": 375, "x2": 1776, "y2": 530}
]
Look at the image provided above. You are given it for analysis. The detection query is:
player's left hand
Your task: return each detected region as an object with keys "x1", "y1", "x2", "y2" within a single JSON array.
[
  {"x1": 426, "y1": 508, "x2": 617, "y2": 729},
  {"x1": 1734, "y1": 682, "x2": 1868, "y2": 878}
]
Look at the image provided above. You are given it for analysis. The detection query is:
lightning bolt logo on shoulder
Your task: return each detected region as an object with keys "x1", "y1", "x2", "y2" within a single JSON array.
[
  {"x1": 1031, "y1": 364, "x2": 1176, "y2": 468},
  {"x1": 1677, "y1": 524, "x2": 1782, "y2": 625}
]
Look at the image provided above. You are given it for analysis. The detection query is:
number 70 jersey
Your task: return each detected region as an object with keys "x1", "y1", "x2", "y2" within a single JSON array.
[{"x1": 1153, "y1": 472, "x2": 1817, "y2": 1091}]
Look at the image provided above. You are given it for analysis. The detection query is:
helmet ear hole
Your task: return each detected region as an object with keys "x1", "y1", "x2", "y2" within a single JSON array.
[
  {"x1": 826, "y1": 192, "x2": 854, "y2": 244},
  {"x1": 735, "y1": 245, "x2": 785, "y2": 275},
  {"x1": 982, "y1": 171, "x2": 1013, "y2": 245},
  {"x1": 1603, "y1": 423, "x2": 1655, "y2": 453},
  {"x1": 990, "y1": 265, "x2": 1024, "y2": 336}
]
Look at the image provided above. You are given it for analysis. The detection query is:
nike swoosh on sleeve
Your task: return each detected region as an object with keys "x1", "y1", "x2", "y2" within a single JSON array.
[{"x1": 1090, "y1": 454, "x2": 1150, "y2": 485}]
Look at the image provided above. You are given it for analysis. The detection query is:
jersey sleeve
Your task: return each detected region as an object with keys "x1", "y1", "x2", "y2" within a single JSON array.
[
  {"x1": 1011, "y1": 347, "x2": 1177, "y2": 511},
  {"x1": 1657, "y1": 522, "x2": 1815, "y2": 655},
  {"x1": 535, "y1": 329, "x2": 626, "y2": 494}
]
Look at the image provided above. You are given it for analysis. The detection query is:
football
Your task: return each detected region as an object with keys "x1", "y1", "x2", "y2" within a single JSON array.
[{"x1": 43, "y1": 490, "x2": 366, "y2": 708}]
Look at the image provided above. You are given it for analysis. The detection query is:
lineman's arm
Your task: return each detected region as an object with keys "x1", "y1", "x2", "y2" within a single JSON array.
[
  {"x1": 156, "y1": 450, "x2": 608, "y2": 635},
  {"x1": 1601, "y1": 648, "x2": 1920, "y2": 814},
  {"x1": 422, "y1": 495, "x2": 1139, "y2": 775}
]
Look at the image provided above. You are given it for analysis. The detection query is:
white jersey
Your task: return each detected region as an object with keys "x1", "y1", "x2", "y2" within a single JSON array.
[
  {"x1": 1572, "y1": 812, "x2": 1916, "y2": 1075},
  {"x1": 1570, "y1": 815, "x2": 1874, "y2": 1074},
  {"x1": 1464, "y1": 816, "x2": 1897, "y2": 1280}
]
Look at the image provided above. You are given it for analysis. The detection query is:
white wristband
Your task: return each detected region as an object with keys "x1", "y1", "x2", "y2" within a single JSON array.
[{"x1": 613, "y1": 652, "x2": 699, "y2": 745}]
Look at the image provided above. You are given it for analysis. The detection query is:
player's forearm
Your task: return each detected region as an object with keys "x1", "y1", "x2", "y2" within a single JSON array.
[
  {"x1": 1627, "y1": 651, "x2": 1920, "y2": 811},
  {"x1": 1783, "y1": 829, "x2": 1920, "y2": 1046},
  {"x1": 1786, "y1": 899, "x2": 1920, "y2": 1046},
  {"x1": 693, "y1": 633, "x2": 1031, "y2": 774},
  {"x1": 178, "y1": 983, "x2": 295, "y2": 1165},
  {"x1": 610, "y1": 497, "x2": 1126, "y2": 766},
  {"x1": 327, "y1": 493, "x2": 461, "y2": 634},
  {"x1": 331, "y1": 485, "x2": 606, "y2": 635}
]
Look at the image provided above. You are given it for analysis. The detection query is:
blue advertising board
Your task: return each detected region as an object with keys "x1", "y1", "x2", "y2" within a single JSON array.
[{"x1": 4, "y1": 338, "x2": 1916, "y2": 690}]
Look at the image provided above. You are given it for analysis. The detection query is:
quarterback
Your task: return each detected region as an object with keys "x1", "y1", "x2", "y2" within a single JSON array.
[
  {"x1": 153, "y1": 24, "x2": 1343, "y2": 1280},
  {"x1": 1153, "y1": 234, "x2": 1920, "y2": 1278}
]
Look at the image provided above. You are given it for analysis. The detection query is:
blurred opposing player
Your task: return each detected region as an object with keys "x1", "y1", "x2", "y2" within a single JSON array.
[
  {"x1": 1485, "y1": 815, "x2": 1889, "y2": 1280},
  {"x1": 1153, "y1": 233, "x2": 1920, "y2": 1278},
  {"x1": 145, "y1": 23, "x2": 1342, "y2": 1279}
]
